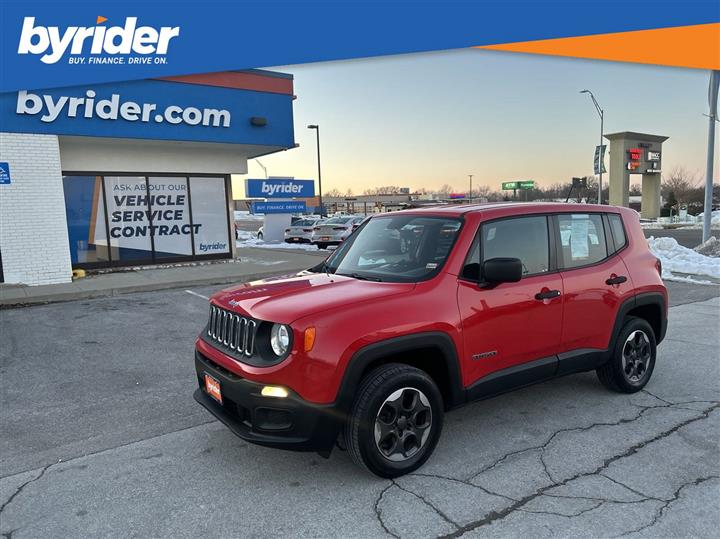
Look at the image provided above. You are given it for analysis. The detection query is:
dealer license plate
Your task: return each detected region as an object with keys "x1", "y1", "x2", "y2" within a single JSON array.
[{"x1": 204, "y1": 374, "x2": 223, "y2": 404}]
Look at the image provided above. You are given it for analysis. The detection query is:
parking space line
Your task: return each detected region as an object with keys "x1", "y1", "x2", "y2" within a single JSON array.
[{"x1": 185, "y1": 290, "x2": 209, "y2": 300}]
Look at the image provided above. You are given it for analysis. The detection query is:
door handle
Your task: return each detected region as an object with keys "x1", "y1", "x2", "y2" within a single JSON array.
[
  {"x1": 606, "y1": 275, "x2": 628, "y2": 286},
  {"x1": 535, "y1": 289, "x2": 561, "y2": 300}
]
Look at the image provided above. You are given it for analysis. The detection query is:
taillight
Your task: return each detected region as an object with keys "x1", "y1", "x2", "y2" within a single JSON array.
[{"x1": 655, "y1": 257, "x2": 662, "y2": 276}]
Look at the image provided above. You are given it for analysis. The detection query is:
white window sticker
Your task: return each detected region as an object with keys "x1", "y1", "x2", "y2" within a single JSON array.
[{"x1": 570, "y1": 218, "x2": 590, "y2": 259}]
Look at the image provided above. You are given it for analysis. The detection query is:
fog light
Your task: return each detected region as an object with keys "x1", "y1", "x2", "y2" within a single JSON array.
[{"x1": 261, "y1": 385, "x2": 289, "y2": 398}]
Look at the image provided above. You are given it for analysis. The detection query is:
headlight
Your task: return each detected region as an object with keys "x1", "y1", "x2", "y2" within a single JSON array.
[{"x1": 270, "y1": 323, "x2": 291, "y2": 356}]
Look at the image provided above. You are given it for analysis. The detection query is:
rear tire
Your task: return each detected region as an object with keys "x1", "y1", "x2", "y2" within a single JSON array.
[
  {"x1": 257, "y1": 232, "x2": 263, "y2": 240},
  {"x1": 345, "y1": 363, "x2": 444, "y2": 478},
  {"x1": 317, "y1": 243, "x2": 327, "y2": 250},
  {"x1": 596, "y1": 317, "x2": 656, "y2": 393}
]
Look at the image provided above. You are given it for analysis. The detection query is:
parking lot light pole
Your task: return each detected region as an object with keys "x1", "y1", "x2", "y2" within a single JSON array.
[
  {"x1": 580, "y1": 90, "x2": 604, "y2": 204},
  {"x1": 468, "y1": 174, "x2": 473, "y2": 203},
  {"x1": 702, "y1": 70, "x2": 719, "y2": 243},
  {"x1": 307, "y1": 124, "x2": 324, "y2": 217}
]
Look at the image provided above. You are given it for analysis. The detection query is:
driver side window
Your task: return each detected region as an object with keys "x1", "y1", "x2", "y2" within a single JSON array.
[{"x1": 481, "y1": 216, "x2": 550, "y2": 276}]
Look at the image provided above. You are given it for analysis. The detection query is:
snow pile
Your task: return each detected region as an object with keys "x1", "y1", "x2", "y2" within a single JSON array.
[
  {"x1": 236, "y1": 230, "x2": 324, "y2": 252},
  {"x1": 233, "y1": 211, "x2": 264, "y2": 222},
  {"x1": 695, "y1": 210, "x2": 720, "y2": 228},
  {"x1": 647, "y1": 236, "x2": 720, "y2": 284},
  {"x1": 694, "y1": 236, "x2": 720, "y2": 258}
]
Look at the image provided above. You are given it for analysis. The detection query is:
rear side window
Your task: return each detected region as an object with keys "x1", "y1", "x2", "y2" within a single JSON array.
[
  {"x1": 482, "y1": 216, "x2": 549, "y2": 276},
  {"x1": 608, "y1": 214, "x2": 627, "y2": 251},
  {"x1": 557, "y1": 213, "x2": 607, "y2": 269}
]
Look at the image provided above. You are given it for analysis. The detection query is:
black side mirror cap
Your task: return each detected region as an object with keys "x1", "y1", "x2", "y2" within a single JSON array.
[{"x1": 482, "y1": 257, "x2": 523, "y2": 284}]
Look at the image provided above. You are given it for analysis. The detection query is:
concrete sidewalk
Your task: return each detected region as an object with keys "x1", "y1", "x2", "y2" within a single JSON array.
[{"x1": 0, "y1": 247, "x2": 324, "y2": 307}]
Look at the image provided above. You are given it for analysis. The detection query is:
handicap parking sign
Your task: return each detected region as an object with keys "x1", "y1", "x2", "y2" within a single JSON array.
[{"x1": 0, "y1": 162, "x2": 10, "y2": 185}]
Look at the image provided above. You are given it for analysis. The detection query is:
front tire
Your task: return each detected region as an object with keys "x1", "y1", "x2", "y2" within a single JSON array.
[
  {"x1": 345, "y1": 363, "x2": 444, "y2": 478},
  {"x1": 596, "y1": 317, "x2": 656, "y2": 393}
]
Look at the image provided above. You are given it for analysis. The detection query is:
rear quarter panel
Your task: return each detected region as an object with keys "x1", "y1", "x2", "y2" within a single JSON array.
[{"x1": 617, "y1": 208, "x2": 668, "y2": 314}]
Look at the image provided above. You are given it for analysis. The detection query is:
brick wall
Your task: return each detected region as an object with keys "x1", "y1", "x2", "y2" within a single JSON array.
[{"x1": 0, "y1": 132, "x2": 72, "y2": 285}]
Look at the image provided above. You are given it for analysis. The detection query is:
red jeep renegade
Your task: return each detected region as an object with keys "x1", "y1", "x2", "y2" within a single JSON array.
[{"x1": 194, "y1": 203, "x2": 667, "y2": 477}]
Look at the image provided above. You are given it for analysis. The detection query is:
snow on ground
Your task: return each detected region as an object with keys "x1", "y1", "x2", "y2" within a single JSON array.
[
  {"x1": 695, "y1": 236, "x2": 720, "y2": 258},
  {"x1": 647, "y1": 236, "x2": 720, "y2": 285},
  {"x1": 233, "y1": 211, "x2": 264, "y2": 221},
  {"x1": 236, "y1": 230, "x2": 325, "y2": 252},
  {"x1": 641, "y1": 210, "x2": 720, "y2": 230}
]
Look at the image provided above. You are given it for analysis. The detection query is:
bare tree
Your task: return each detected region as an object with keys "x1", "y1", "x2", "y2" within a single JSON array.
[
  {"x1": 324, "y1": 188, "x2": 344, "y2": 197},
  {"x1": 662, "y1": 167, "x2": 699, "y2": 206},
  {"x1": 363, "y1": 185, "x2": 403, "y2": 195}
]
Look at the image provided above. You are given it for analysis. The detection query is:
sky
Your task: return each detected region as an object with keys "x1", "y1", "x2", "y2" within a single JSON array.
[{"x1": 233, "y1": 48, "x2": 717, "y2": 196}]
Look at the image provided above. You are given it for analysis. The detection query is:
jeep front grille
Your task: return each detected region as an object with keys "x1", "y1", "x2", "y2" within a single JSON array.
[{"x1": 207, "y1": 305, "x2": 256, "y2": 357}]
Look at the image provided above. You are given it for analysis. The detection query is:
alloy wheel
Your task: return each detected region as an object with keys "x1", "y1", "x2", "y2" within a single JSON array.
[
  {"x1": 374, "y1": 387, "x2": 432, "y2": 462},
  {"x1": 621, "y1": 330, "x2": 652, "y2": 384}
]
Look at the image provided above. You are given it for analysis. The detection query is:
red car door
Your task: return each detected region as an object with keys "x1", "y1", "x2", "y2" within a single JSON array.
[
  {"x1": 553, "y1": 212, "x2": 635, "y2": 373},
  {"x1": 457, "y1": 215, "x2": 564, "y2": 390}
]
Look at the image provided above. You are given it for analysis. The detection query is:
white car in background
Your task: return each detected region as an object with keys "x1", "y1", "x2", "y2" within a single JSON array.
[
  {"x1": 311, "y1": 215, "x2": 365, "y2": 249},
  {"x1": 284, "y1": 217, "x2": 324, "y2": 243}
]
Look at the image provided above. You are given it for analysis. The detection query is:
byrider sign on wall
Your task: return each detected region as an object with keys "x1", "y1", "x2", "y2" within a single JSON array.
[
  {"x1": 0, "y1": 78, "x2": 294, "y2": 147},
  {"x1": 245, "y1": 178, "x2": 315, "y2": 199}
]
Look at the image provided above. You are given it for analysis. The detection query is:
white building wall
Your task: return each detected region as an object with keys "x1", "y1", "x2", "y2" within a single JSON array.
[{"x1": 0, "y1": 132, "x2": 72, "y2": 285}]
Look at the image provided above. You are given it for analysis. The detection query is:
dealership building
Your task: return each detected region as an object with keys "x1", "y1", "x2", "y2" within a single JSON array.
[{"x1": 0, "y1": 69, "x2": 295, "y2": 286}]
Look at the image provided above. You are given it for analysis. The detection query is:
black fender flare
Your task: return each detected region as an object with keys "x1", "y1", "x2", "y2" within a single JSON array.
[
  {"x1": 608, "y1": 292, "x2": 668, "y2": 354},
  {"x1": 334, "y1": 331, "x2": 465, "y2": 414}
]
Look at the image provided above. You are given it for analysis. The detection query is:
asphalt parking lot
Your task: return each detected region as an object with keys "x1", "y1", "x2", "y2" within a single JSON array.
[{"x1": 1, "y1": 277, "x2": 718, "y2": 538}]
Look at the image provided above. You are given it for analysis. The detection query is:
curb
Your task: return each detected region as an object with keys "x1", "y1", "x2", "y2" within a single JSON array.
[{"x1": 0, "y1": 269, "x2": 295, "y2": 308}]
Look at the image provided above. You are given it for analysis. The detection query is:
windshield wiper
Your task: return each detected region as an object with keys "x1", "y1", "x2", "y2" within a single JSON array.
[{"x1": 339, "y1": 272, "x2": 383, "y2": 282}]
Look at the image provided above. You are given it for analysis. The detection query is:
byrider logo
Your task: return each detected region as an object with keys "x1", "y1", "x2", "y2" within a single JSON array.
[
  {"x1": 18, "y1": 16, "x2": 180, "y2": 65},
  {"x1": 261, "y1": 182, "x2": 305, "y2": 196}
]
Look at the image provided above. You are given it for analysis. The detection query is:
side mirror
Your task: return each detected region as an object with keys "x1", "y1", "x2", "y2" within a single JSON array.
[{"x1": 482, "y1": 257, "x2": 522, "y2": 284}]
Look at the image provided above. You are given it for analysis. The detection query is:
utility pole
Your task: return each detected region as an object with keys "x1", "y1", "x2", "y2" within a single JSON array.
[{"x1": 702, "y1": 70, "x2": 719, "y2": 243}]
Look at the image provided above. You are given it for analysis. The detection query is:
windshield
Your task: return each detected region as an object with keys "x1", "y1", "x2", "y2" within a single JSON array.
[{"x1": 323, "y1": 215, "x2": 462, "y2": 282}]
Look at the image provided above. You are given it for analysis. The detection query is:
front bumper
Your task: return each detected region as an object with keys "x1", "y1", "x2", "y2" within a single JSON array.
[{"x1": 193, "y1": 350, "x2": 343, "y2": 453}]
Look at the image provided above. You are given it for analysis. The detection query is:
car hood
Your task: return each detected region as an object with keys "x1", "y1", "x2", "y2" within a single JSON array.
[{"x1": 212, "y1": 272, "x2": 416, "y2": 323}]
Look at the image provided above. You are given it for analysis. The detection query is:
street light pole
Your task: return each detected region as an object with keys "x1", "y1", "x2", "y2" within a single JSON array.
[
  {"x1": 702, "y1": 70, "x2": 719, "y2": 243},
  {"x1": 581, "y1": 90, "x2": 604, "y2": 204},
  {"x1": 468, "y1": 174, "x2": 473, "y2": 203},
  {"x1": 254, "y1": 158, "x2": 268, "y2": 179},
  {"x1": 307, "y1": 125, "x2": 324, "y2": 217}
]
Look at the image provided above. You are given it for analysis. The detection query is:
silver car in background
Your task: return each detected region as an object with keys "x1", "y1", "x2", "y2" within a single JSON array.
[
  {"x1": 284, "y1": 217, "x2": 324, "y2": 243},
  {"x1": 311, "y1": 215, "x2": 365, "y2": 249}
]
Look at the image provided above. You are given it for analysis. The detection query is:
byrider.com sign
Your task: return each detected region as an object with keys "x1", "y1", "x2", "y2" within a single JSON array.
[
  {"x1": 0, "y1": 78, "x2": 295, "y2": 146},
  {"x1": 245, "y1": 179, "x2": 315, "y2": 199},
  {"x1": 18, "y1": 16, "x2": 180, "y2": 65}
]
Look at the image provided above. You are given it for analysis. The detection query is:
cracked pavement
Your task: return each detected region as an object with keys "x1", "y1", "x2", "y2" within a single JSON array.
[{"x1": 1, "y1": 284, "x2": 718, "y2": 538}]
